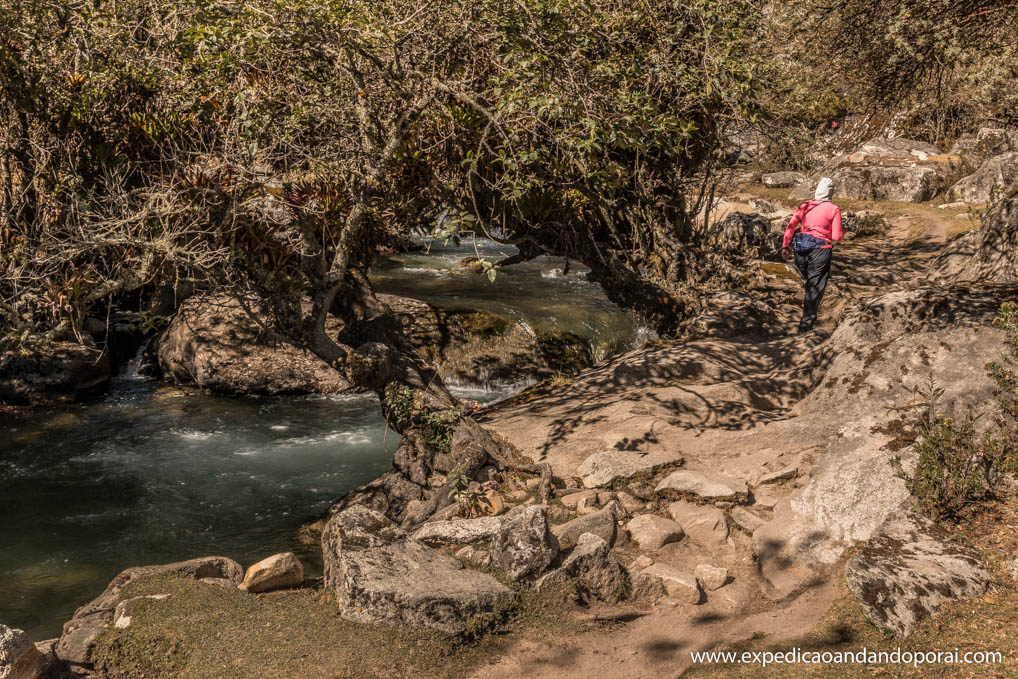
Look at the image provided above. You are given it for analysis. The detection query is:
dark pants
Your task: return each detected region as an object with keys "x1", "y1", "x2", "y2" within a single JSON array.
[{"x1": 794, "y1": 247, "x2": 832, "y2": 333}]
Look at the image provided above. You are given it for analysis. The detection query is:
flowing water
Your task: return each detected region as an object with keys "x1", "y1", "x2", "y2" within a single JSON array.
[{"x1": 0, "y1": 239, "x2": 642, "y2": 639}]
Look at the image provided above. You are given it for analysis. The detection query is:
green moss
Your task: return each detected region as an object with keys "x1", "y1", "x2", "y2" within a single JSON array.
[{"x1": 91, "y1": 573, "x2": 581, "y2": 679}]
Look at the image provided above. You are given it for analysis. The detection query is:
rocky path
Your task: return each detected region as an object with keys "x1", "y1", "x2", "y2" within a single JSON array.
[{"x1": 474, "y1": 190, "x2": 1013, "y2": 677}]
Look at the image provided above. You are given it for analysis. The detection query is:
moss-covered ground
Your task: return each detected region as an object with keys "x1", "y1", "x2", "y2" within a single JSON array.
[{"x1": 92, "y1": 576, "x2": 583, "y2": 679}]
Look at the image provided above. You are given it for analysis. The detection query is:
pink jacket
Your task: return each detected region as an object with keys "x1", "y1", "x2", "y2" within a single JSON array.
[{"x1": 782, "y1": 200, "x2": 843, "y2": 249}]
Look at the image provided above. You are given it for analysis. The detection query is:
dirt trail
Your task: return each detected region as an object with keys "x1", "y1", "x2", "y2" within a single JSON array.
[{"x1": 472, "y1": 195, "x2": 989, "y2": 678}]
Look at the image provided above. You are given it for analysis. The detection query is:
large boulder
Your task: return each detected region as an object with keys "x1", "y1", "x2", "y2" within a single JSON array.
[
  {"x1": 790, "y1": 138, "x2": 958, "y2": 203},
  {"x1": 321, "y1": 505, "x2": 513, "y2": 635},
  {"x1": 709, "y1": 212, "x2": 771, "y2": 254},
  {"x1": 845, "y1": 513, "x2": 989, "y2": 638},
  {"x1": 56, "y1": 556, "x2": 243, "y2": 668},
  {"x1": 951, "y1": 127, "x2": 1018, "y2": 171},
  {"x1": 379, "y1": 295, "x2": 590, "y2": 390},
  {"x1": 0, "y1": 625, "x2": 49, "y2": 679},
  {"x1": 929, "y1": 192, "x2": 1018, "y2": 283},
  {"x1": 490, "y1": 505, "x2": 557, "y2": 581},
  {"x1": 947, "y1": 152, "x2": 1018, "y2": 204},
  {"x1": 0, "y1": 342, "x2": 110, "y2": 405},
  {"x1": 158, "y1": 293, "x2": 350, "y2": 395}
]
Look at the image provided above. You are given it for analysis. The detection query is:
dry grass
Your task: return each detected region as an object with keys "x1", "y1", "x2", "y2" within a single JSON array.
[{"x1": 683, "y1": 492, "x2": 1018, "y2": 678}]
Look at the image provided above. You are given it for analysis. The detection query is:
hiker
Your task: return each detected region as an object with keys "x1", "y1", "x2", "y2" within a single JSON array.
[{"x1": 781, "y1": 177, "x2": 843, "y2": 334}]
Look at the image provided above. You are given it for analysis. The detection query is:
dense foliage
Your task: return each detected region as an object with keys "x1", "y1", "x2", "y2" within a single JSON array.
[{"x1": 1, "y1": 0, "x2": 766, "y2": 351}]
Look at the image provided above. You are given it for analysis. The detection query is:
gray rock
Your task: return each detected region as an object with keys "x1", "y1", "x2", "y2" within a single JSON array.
[
  {"x1": 761, "y1": 171, "x2": 807, "y2": 188},
  {"x1": 626, "y1": 514, "x2": 684, "y2": 551},
  {"x1": 694, "y1": 564, "x2": 729, "y2": 592},
  {"x1": 321, "y1": 505, "x2": 513, "y2": 635},
  {"x1": 577, "y1": 449, "x2": 682, "y2": 489},
  {"x1": 639, "y1": 564, "x2": 701, "y2": 604},
  {"x1": 158, "y1": 293, "x2": 350, "y2": 395},
  {"x1": 755, "y1": 284, "x2": 1013, "y2": 574},
  {"x1": 559, "y1": 489, "x2": 598, "y2": 508},
  {"x1": 56, "y1": 555, "x2": 243, "y2": 666},
  {"x1": 551, "y1": 501, "x2": 624, "y2": 550},
  {"x1": 710, "y1": 212, "x2": 771, "y2": 254},
  {"x1": 1, "y1": 625, "x2": 49, "y2": 679},
  {"x1": 929, "y1": 194, "x2": 1018, "y2": 283},
  {"x1": 0, "y1": 342, "x2": 110, "y2": 406},
  {"x1": 655, "y1": 470, "x2": 748, "y2": 501},
  {"x1": 536, "y1": 533, "x2": 628, "y2": 603},
  {"x1": 789, "y1": 138, "x2": 955, "y2": 203},
  {"x1": 845, "y1": 513, "x2": 989, "y2": 638},
  {"x1": 1006, "y1": 554, "x2": 1018, "y2": 579},
  {"x1": 667, "y1": 501, "x2": 729, "y2": 545},
  {"x1": 489, "y1": 505, "x2": 557, "y2": 581},
  {"x1": 239, "y1": 552, "x2": 304, "y2": 593},
  {"x1": 948, "y1": 152, "x2": 1018, "y2": 204},
  {"x1": 730, "y1": 506, "x2": 770, "y2": 534},
  {"x1": 628, "y1": 572, "x2": 668, "y2": 603},
  {"x1": 454, "y1": 545, "x2": 491, "y2": 568},
  {"x1": 412, "y1": 516, "x2": 503, "y2": 547}
]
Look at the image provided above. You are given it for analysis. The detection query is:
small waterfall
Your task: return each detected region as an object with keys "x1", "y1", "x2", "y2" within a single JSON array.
[{"x1": 117, "y1": 335, "x2": 156, "y2": 381}]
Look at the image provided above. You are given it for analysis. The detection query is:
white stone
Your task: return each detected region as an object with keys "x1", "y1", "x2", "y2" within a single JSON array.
[
  {"x1": 240, "y1": 552, "x2": 304, "y2": 593},
  {"x1": 626, "y1": 514, "x2": 684, "y2": 550},
  {"x1": 695, "y1": 564, "x2": 729, "y2": 591}
]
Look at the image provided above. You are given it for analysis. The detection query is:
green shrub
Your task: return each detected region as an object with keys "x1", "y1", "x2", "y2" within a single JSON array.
[{"x1": 892, "y1": 304, "x2": 1018, "y2": 521}]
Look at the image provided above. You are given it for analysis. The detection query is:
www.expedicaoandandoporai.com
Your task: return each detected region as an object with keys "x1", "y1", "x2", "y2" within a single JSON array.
[{"x1": 690, "y1": 647, "x2": 1003, "y2": 669}]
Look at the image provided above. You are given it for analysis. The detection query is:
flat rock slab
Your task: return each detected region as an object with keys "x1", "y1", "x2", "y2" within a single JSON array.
[
  {"x1": 667, "y1": 501, "x2": 729, "y2": 545},
  {"x1": 640, "y1": 564, "x2": 701, "y2": 605},
  {"x1": 845, "y1": 513, "x2": 989, "y2": 638},
  {"x1": 577, "y1": 449, "x2": 683, "y2": 489},
  {"x1": 551, "y1": 501, "x2": 623, "y2": 550},
  {"x1": 412, "y1": 516, "x2": 503, "y2": 547},
  {"x1": 322, "y1": 506, "x2": 513, "y2": 635},
  {"x1": 656, "y1": 470, "x2": 748, "y2": 501}
]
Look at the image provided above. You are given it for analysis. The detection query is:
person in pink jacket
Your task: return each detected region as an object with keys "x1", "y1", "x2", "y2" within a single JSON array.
[{"x1": 781, "y1": 177, "x2": 843, "y2": 333}]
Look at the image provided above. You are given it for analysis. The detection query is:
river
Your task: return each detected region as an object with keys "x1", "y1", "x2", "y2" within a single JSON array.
[{"x1": 0, "y1": 238, "x2": 642, "y2": 639}]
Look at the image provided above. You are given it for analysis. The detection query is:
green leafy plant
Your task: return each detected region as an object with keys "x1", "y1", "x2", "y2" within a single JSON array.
[
  {"x1": 891, "y1": 304, "x2": 1018, "y2": 520},
  {"x1": 383, "y1": 381, "x2": 460, "y2": 454}
]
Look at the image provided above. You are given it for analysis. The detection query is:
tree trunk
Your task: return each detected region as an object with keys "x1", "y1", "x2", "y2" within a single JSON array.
[{"x1": 318, "y1": 262, "x2": 549, "y2": 528}]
